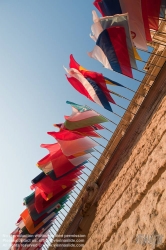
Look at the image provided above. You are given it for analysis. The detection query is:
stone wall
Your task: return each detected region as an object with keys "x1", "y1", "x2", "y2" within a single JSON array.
[{"x1": 82, "y1": 73, "x2": 166, "y2": 249}]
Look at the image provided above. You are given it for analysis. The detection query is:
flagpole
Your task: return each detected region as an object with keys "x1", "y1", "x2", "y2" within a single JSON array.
[
  {"x1": 93, "y1": 146, "x2": 102, "y2": 155},
  {"x1": 108, "y1": 68, "x2": 148, "y2": 84},
  {"x1": 45, "y1": 240, "x2": 50, "y2": 246},
  {"x1": 50, "y1": 229, "x2": 55, "y2": 237},
  {"x1": 109, "y1": 90, "x2": 141, "y2": 107},
  {"x1": 101, "y1": 124, "x2": 115, "y2": 134},
  {"x1": 51, "y1": 226, "x2": 57, "y2": 233},
  {"x1": 73, "y1": 188, "x2": 79, "y2": 196},
  {"x1": 75, "y1": 184, "x2": 82, "y2": 192},
  {"x1": 133, "y1": 68, "x2": 158, "y2": 79},
  {"x1": 81, "y1": 170, "x2": 89, "y2": 178},
  {"x1": 89, "y1": 137, "x2": 106, "y2": 149},
  {"x1": 57, "y1": 216, "x2": 63, "y2": 223},
  {"x1": 63, "y1": 206, "x2": 70, "y2": 215},
  {"x1": 53, "y1": 222, "x2": 60, "y2": 231},
  {"x1": 60, "y1": 210, "x2": 66, "y2": 219},
  {"x1": 80, "y1": 175, "x2": 87, "y2": 182},
  {"x1": 52, "y1": 225, "x2": 58, "y2": 233},
  {"x1": 149, "y1": 40, "x2": 166, "y2": 47},
  {"x1": 90, "y1": 152, "x2": 99, "y2": 161},
  {"x1": 85, "y1": 105, "x2": 118, "y2": 126},
  {"x1": 114, "y1": 103, "x2": 136, "y2": 115},
  {"x1": 88, "y1": 159, "x2": 98, "y2": 167},
  {"x1": 47, "y1": 238, "x2": 52, "y2": 244},
  {"x1": 79, "y1": 176, "x2": 86, "y2": 183},
  {"x1": 136, "y1": 59, "x2": 162, "y2": 69},
  {"x1": 77, "y1": 179, "x2": 84, "y2": 187},
  {"x1": 82, "y1": 168, "x2": 98, "y2": 178},
  {"x1": 151, "y1": 30, "x2": 166, "y2": 36},
  {"x1": 45, "y1": 238, "x2": 50, "y2": 244},
  {"x1": 137, "y1": 48, "x2": 166, "y2": 59},
  {"x1": 94, "y1": 131, "x2": 111, "y2": 141},
  {"x1": 56, "y1": 217, "x2": 63, "y2": 227}
]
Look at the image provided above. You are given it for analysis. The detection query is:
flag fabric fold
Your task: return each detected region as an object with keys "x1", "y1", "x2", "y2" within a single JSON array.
[
  {"x1": 48, "y1": 130, "x2": 98, "y2": 156},
  {"x1": 65, "y1": 67, "x2": 114, "y2": 111},
  {"x1": 89, "y1": 12, "x2": 137, "y2": 77},
  {"x1": 93, "y1": 0, "x2": 147, "y2": 50}
]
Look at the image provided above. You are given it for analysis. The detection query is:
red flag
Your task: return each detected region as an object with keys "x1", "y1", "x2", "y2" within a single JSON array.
[
  {"x1": 38, "y1": 145, "x2": 83, "y2": 178},
  {"x1": 70, "y1": 54, "x2": 115, "y2": 103},
  {"x1": 35, "y1": 185, "x2": 74, "y2": 213}
]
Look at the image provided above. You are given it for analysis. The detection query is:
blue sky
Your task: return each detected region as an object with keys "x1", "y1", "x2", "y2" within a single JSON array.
[{"x1": 0, "y1": 1, "x2": 150, "y2": 249}]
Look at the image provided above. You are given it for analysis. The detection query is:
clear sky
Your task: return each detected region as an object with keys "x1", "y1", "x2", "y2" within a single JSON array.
[{"x1": 0, "y1": 1, "x2": 150, "y2": 249}]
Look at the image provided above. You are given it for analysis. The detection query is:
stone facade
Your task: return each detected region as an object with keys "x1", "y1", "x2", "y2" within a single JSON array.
[
  {"x1": 83, "y1": 84, "x2": 166, "y2": 250},
  {"x1": 50, "y1": 20, "x2": 166, "y2": 250}
]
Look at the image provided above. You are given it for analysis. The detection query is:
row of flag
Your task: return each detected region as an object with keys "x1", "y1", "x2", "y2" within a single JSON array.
[
  {"x1": 10, "y1": 1, "x2": 166, "y2": 249},
  {"x1": 10, "y1": 102, "x2": 109, "y2": 249},
  {"x1": 87, "y1": 0, "x2": 166, "y2": 77}
]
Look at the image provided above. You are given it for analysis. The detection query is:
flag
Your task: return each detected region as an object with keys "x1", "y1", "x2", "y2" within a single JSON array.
[
  {"x1": 38, "y1": 144, "x2": 86, "y2": 177},
  {"x1": 37, "y1": 143, "x2": 61, "y2": 166},
  {"x1": 54, "y1": 122, "x2": 103, "y2": 137},
  {"x1": 66, "y1": 101, "x2": 91, "y2": 112},
  {"x1": 32, "y1": 167, "x2": 82, "y2": 196},
  {"x1": 104, "y1": 77, "x2": 125, "y2": 87},
  {"x1": 20, "y1": 208, "x2": 56, "y2": 234},
  {"x1": 93, "y1": 0, "x2": 147, "y2": 50},
  {"x1": 93, "y1": 0, "x2": 122, "y2": 16},
  {"x1": 63, "y1": 109, "x2": 108, "y2": 131},
  {"x1": 142, "y1": 0, "x2": 161, "y2": 31},
  {"x1": 34, "y1": 185, "x2": 74, "y2": 213},
  {"x1": 48, "y1": 130, "x2": 98, "y2": 156},
  {"x1": 119, "y1": 0, "x2": 147, "y2": 50},
  {"x1": 65, "y1": 67, "x2": 114, "y2": 111},
  {"x1": 69, "y1": 54, "x2": 124, "y2": 94},
  {"x1": 89, "y1": 12, "x2": 137, "y2": 76},
  {"x1": 24, "y1": 193, "x2": 69, "y2": 223}
]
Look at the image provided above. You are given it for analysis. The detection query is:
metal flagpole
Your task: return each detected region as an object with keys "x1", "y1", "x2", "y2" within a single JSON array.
[
  {"x1": 107, "y1": 68, "x2": 147, "y2": 84},
  {"x1": 80, "y1": 175, "x2": 87, "y2": 182},
  {"x1": 94, "y1": 132, "x2": 110, "y2": 141},
  {"x1": 50, "y1": 230, "x2": 55, "y2": 238},
  {"x1": 53, "y1": 222, "x2": 60, "y2": 231},
  {"x1": 45, "y1": 240, "x2": 50, "y2": 247},
  {"x1": 81, "y1": 164, "x2": 101, "y2": 178},
  {"x1": 89, "y1": 137, "x2": 106, "y2": 149},
  {"x1": 136, "y1": 58, "x2": 163, "y2": 68},
  {"x1": 47, "y1": 238, "x2": 52, "y2": 244},
  {"x1": 101, "y1": 124, "x2": 115, "y2": 134},
  {"x1": 137, "y1": 48, "x2": 166, "y2": 59},
  {"x1": 55, "y1": 218, "x2": 61, "y2": 227},
  {"x1": 114, "y1": 103, "x2": 136, "y2": 115},
  {"x1": 149, "y1": 40, "x2": 166, "y2": 47},
  {"x1": 78, "y1": 178, "x2": 85, "y2": 185},
  {"x1": 49, "y1": 236, "x2": 54, "y2": 242},
  {"x1": 85, "y1": 105, "x2": 118, "y2": 126},
  {"x1": 93, "y1": 147, "x2": 102, "y2": 155},
  {"x1": 85, "y1": 104, "x2": 132, "y2": 124},
  {"x1": 75, "y1": 184, "x2": 82, "y2": 192},
  {"x1": 88, "y1": 159, "x2": 97, "y2": 167},
  {"x1": 60, "y1": 210, "x2": 66, "y2": 219},
  {"x1": 76, "y1": 181, "x2": 84, "y2": 190},
  {"x1": 150, "y1": 30, "x2": 166, "y2": 36},
  {"x1": 73, "y1": 188, "x2": 79, "y2": 196},
  {"x1": 81, "y1": 170, "x2": 90, "y2": 177},
  {"x1": 90, "y1": 124, "x2": 114, "y2": 134},
  {"x1": 133, "y1": 68, "x2": 157, "y2": 80},
  {"x1": 52, "y1": 225, "x2": 58, "y2": 233},
  {"x1": 109, "y1": 90, "x2": 141, "y2": 107},
  {"x1": 57, "y1": 216, "x2": 63, "y2": 223}
]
